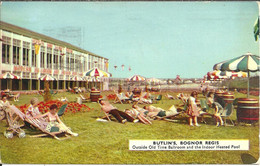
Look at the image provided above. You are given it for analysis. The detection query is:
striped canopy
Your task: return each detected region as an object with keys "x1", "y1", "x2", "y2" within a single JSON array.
[
  {"x1": 84, "y1": 76, "x2": 100, "y2": 82},
  {"x1": 39, "y1": 74, "x2": 56, "y2": 81},
  {"x1": 71, "y1": 75, "x2": 83, "y2": 81},
  {"x1": 0, "y1": 72, "x2": 20, "y2": 79},
  {"x1": 85, "y1": 67, "x2": 111, "y2": 77},
  {"x1": 206, "y1": 70, "x2": 247, "y2": 81},
  {"x1": 128, "y1": 75, "x2": 146, "y2": 81},
  {"x1": 213, "y1": 53, "x2": 260, "y2": 72}
]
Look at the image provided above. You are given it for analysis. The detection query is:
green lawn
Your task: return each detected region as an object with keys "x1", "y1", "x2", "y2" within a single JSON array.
[{"x1": 0, "y1": 91, "x2": 259, "y2": 164}]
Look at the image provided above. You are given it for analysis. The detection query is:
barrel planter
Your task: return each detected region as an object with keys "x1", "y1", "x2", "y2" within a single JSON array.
[
  {"x1": 215, "y1": 91, "x2": 225, "y2": 98},
  {"x1": 132, "y1": 89, "x2": 141, "y2": 97},
  {"x1": 90, "y1": 90, "x2": 101, "y2": 102},
  {"x1": 237, "y1": 98, "x2": 259, "y2": 123},
  {"x1": 222, "y1": 92, "x2": 234, "y2": 104}
]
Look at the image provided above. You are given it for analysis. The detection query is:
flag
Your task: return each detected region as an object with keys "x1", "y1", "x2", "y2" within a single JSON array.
[
  {"x1": 105, "y1": 60, "x2": 109, "y2": 71},
  {"x1": 254, "y1": 17, "x2": 259, "y2": 41},
  {"x1": 121, "y1": 64, "x2": 125, "y2": 71},
  {"x1": 34, "y1": 44, "x2": 40, "y2": 55}
]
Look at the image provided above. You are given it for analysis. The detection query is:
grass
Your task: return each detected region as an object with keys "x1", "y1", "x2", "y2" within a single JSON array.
[{"x1": 0, "y1": 90, "x2": 259, "y2": 164}]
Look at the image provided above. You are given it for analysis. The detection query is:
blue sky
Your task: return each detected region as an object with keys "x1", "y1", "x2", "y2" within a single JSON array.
[{"x1": 1, "y1": 2, "x2": 259, "y2": 78}]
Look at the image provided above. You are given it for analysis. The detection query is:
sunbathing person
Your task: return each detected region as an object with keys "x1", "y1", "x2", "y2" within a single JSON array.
[
  {"x1": 143, "y1": 105, "x2": 179, "y2": 119},
  {"x1": 132, "y1": 92, "x2": 152, "y2": 104},
  {"x1": 34, "y1": 104, "x2": 78, "y2": 137},
  {"x1": 207, "y1": 92, "x2": 224, "y2": 127},
  {"x1": 99, "y1": 99, "x2": 138, "y2": 123},
  {"x1": 125, "y1": 107, "x2": 152, "y2": 125},
  {"x1": 0, "y1": 95, "x2": 10, "y2": 107},
  {"x1": 177, "y1": 93, "x2": 189, "y2": 104}
]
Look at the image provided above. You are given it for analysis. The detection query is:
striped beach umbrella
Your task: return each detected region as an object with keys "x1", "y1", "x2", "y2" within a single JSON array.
[
  {"x1": 0, "y1": 72, "x2": 20, "y2": 79},
  {"x1": 213, "y1": 52, "x2": 260, "y2": 97},
  {"x1": 128, "y1": 75, "x2": 146, "y2": 81},
  {"x1": 39, "y1": 74, "x2": 56, "y2": 81},
  {"x1": 85, "y1": 67, "x2": 111, "y2": 78},
  {"x1": 213, "y1": 53, "x2": 259, "y2": 72}
]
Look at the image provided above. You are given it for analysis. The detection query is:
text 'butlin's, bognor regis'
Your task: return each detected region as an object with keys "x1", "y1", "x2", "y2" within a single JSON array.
[
  {"x1": 153, "y1": 141, "x2": 177, "y2": 145},
  {"x1": 153, "y1": 141, "x2": 220, "y2": 146}
]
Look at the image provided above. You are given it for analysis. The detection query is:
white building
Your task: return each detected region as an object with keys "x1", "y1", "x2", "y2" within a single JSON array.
[{"x1": 0, "y1": 21, "x2": 109, "y2": 91}]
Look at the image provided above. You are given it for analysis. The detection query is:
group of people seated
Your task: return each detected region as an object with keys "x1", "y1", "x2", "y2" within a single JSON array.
[
  {"x1": 116, "y1": 91, "x2": 153, "y2": 104},
  {"x1": 25, "y1": 97, "x2": 78, "y2": 136},
  {"x1": 1, "y1": 95, "x2": 78, "y2": 137},
  {"x1": 177, "y1": 90, "x2": 226, "y2": 127},
  {"x1": 1, "y1": 89, "x2": 20, "y2": 102},
  {"x1": 100, "y1": 90, "x2": 227, "y2": 127},
  {"x1": 67, "y1": 87, "x2": 86, "y2": 94}
]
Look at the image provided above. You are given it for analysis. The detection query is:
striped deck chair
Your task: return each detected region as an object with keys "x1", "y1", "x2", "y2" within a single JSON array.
[
  {"x1": 3, "y1": 106, "x2": 25, "y2": 138},
  {"x1": 9, "y1": 105, "x2": 69, "y2": 140}
]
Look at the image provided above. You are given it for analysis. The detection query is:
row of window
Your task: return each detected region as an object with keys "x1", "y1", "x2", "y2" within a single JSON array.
[{"x1": 1, "y1": 36, "x2": 105, "y2": 72}]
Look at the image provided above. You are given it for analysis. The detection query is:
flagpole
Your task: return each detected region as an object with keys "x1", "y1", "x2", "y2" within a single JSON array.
[{"x1": 247, "y1": 71, "x2": 250, "y2": 98}]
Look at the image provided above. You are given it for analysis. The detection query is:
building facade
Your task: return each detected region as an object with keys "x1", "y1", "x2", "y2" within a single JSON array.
[{"x1": 0, "y1": 21, "x2": 109, "y2": 91}]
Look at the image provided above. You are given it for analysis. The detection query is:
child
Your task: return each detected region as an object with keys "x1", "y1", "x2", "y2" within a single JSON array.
[
  {"x1": 187, "y1": 91, "x2": 200, "y2": 126},
  {"x1": 25, "y1": 97, "x2": 41, "y2": 118},
  {"x1": 207, "y1": 92, "x2": 224, "y2": 127}
]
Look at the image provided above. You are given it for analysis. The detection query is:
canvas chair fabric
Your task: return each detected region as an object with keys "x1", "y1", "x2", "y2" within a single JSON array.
[
  {"x1": 9, "y1": 105, "x2": 69, "y2": 140},
  {"x1": 221, "y1": 103, "x2": 234, "y2": 126}
]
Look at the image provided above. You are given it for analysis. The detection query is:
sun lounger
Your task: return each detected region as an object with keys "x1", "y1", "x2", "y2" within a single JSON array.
[{"x1": 9, "y1": 105, "x2": 71, "y2": 140}]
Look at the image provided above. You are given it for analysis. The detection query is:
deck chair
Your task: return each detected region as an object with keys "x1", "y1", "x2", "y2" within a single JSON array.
[
  {"x1": 155, "y1": 105, "x2": 181, "y2": 121},
  {"x1": 221, "y1": 103, "x2": 234, "y2": 126},
  {"x1": 182, "y1": 102, "x2": 213, "y2": 124},
  {"x1": 0, "y1": 106, "x2": 6, "y2": 120},
  {"x1": 125, "y1": 94, "x2": 134, "y2": 104},
  {"x1": 155, "y1": 95, "x2": 163, "y2": 104},
  {"x1": 50, "y1": 90, "x2": 58, "y2": 96},
  {"x1": 3, "y1": 106, "x2": 25, "y2": 138},
  {"x1": 9, "y1": 105, "x2": 71, "y2": 140},
  {"x1": 136, "y1": 92, "x2": 152, "y2": 104},
  {"x1": 114, "y1": 93, "x2": 130, "y2": 104},
  {"x1": 98, "y1": 102, "x2": 111, "y2": 121},
  {"x1": 80, "y1": 94, "x2": 90, "y2": 103},
  {"x1": 57, "y1": 104, "x2": 68, "y2": 121},
  {"x1": 200, "y1": 99, "x2": 209, "y2": 112}
]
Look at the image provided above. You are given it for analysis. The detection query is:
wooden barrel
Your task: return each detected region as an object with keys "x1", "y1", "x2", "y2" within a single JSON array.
[
  {"x1": 222, "y1": 92, "x2": 234, "y2": 104},
  {"x1": 237, "y1": 98, "x2": 259, "y2": 123},
  {"x1": 132, "y1": 89, "x2": 141, "y2": 97},
  {"x1": 215, "y1": 91, "x2": 225, "y2": 98},
  {"x1": 90, "y1": 90, "x2": 101, "y2": 102}
]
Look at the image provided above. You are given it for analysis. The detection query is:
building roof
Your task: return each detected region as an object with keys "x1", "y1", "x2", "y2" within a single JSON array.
[{"x1": 0, "y1": 21, "x2": 108, "y2": 60}]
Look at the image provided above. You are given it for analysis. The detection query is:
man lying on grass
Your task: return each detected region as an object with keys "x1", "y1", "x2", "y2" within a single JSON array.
[{"x1": 98, "y1": 99, "x2": 139, "y2": 124}]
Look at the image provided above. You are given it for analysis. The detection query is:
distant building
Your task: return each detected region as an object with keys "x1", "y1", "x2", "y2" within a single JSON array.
[{"x1": 0, "y1": 21, "x2": 109, "y2": 91}]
